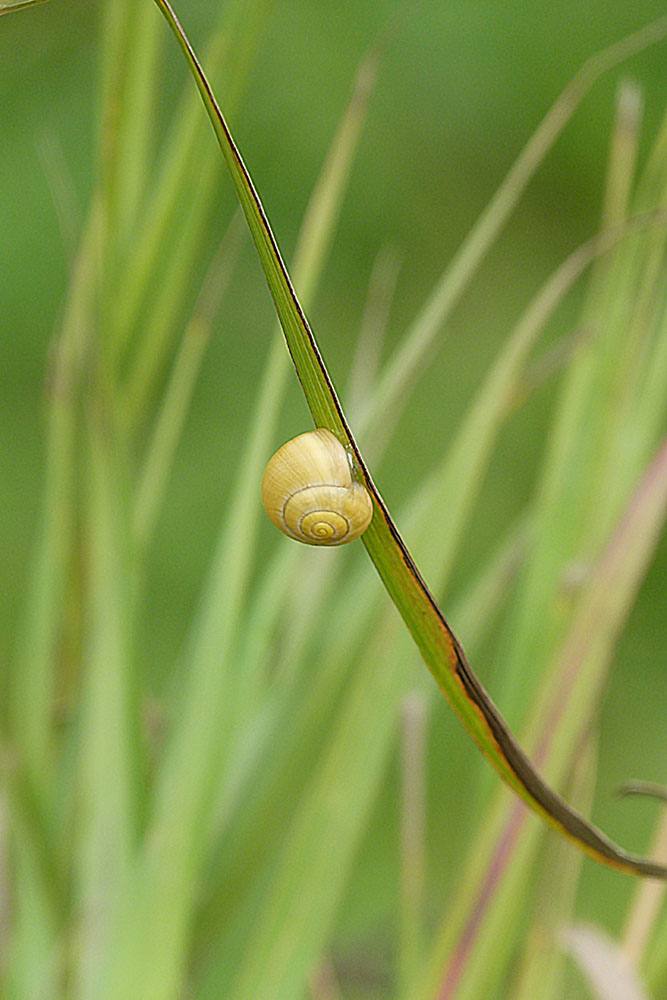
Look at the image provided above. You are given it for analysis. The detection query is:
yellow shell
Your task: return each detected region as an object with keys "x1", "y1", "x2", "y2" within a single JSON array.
[{"x1": 261, "y1": 429, "x2": 373, "y2": 545}]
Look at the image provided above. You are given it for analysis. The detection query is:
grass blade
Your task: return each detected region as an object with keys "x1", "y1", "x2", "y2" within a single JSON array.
[
  {"x1": 132, "y1": 209, "x2": 246, "y2": 552},
  {"x1": 355, "y1": 17, "x2": 667, "y2": 448},
  {"x1": 74, "y1": 413, "x2": 138, "y2": 1000},
  {"x1": 11, "y1": 205, "x2": 99, "y2": 809},
  {"x1": 113, "y1": 2, "x2": 162, "y2": 248},
  {"x1": 152, "y1": 0, "x2": 667, "y2": 879},
  {"x1": 193, "y1": 506, "x2": 525, "y2": 996},
  {"x1": 415, "y1": 438, "x2": 667, "y2": 999},
  {"x1": 508, "y1": 737, "x2": 598, "y2": 1000},
  {"x1": 399, "y1": 693, "x2": 428, "y2": 996}
]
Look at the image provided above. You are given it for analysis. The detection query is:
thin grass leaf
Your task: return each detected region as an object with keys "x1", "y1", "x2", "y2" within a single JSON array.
[
  {"x1": 645, "y1": 905, "x2": 667, "y2": 995},
  {"x1": 347, "y1": 243, "x2": 401, "y2": 423},
  {"x1": 506, "y1": 322, "x2": 593, "y2": 413},
  {"x1": 620, "y1": 784, "x2": 667, "y2": 804},
  {"x1": 109, "y1": 27, "x2": 230, "y2": 357},
  {"x1": 193, "y1": 507, "x2": 526, "y2": 994},
  {"x1": 74, "y1": 414, "x2": 138, "y2": 1000},
  {"x1": 601, "y1": 79, "x2": 643, "y2": 229},
  {"x1": 1, "y1": 742, "x2": 67, "y2": 1000},
  {"x1": 181, "y1": 32, "x2": 383, "y2": 789},
  {"x1": 225, "y1": 623, "x2": 407, "y2": 1000},
  {"x1": 0, "y1": 799, "x2": 8, "y2": 968},
  {"x1": 1, "y1": 744, "x2": 66, "y2": 925},
  {"x1": 97, "y1": 0, "x2": 133, "y2": 265},
  {"x1": 354, "y1": 17, "x2": 667, "y2": 451},
  {"x1": 622, "y1": 798, "x2": 667, "y2": 969},
  {"x1": 582, "y1": 204, "x2": 667, "y2": 560},
  {"x1": 508, "y1": 736, "x2": 599, "y2": 1000},
  {"x1": 235, "y1": 190, "x2": 642, "y2": 704},
  {"x1": 11, "y1": 204, "x2": 100, "y2": 808},
  {"x1": 109, "y1": 0, "x2": 271, "y2": 357},
  {"x1": 198, "y1": 515, "x2": 517, "y2": 1000},
  {"x1": 494, "y1": 108, "x2": 667, "y2": 734},
  {"x1": 152, "y1": 0, "x2": 667, "y2": 878},
  {"x1": 4, "y1": 843, "x2": 61, "y2": 1000},
  {"x1": 113, "y1": 1, "x2": 162, "y2": 248},
  {"x1": 118, "y1": 0, "x2": 271, "y2": 407},
  {"x1": 36, "y1": 130, "x2": 83, "y2": 269},
  {"x1": 90, "y1": 28, "x2": 380, "y2": 1000},
  {"x1": 414, "y1": 438, "x2": 667, "y2": 1000},
  {"x1": 407, "y1": 218, "x2": 662, "y2": 593},
  {"x1": 121, "y1": 161, "x2": 226, "y2": 427},
  {"x1": 132, "y1": 209, "x2": 246, "y2": 553},
  {"x1": 399, "y1": 693, "x2": 428, "y2": 996}
]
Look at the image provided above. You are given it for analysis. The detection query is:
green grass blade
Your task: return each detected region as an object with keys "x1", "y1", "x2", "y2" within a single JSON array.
[
  {"x1": 3, "y1": 841, "x2": 61, "y2": 1000},
  {"x1": 192, "y1": 490, "x2": 527, "y2": 983},
  {"x1": 508, "y1": 737, "x2": 598, "y2": 1000},
  {"x1": 347, "y1": 244, "x2": 401, "y2": 422},
  {"x1": 233, "y1": 212, "x2": 616, "y2": 710},
  {"x1": 354, "y1": 18, "x2": 667, "y2": 449},
  {"x1": 225, "y1": 629, "x2": 407, "y2": 1000},
  {"x1": 74, "y1": 414, "x2": 138, "y2": 999},
  {"x1": 109, "y1": 26, "x2": 230, "y2": 357},
  {"x1": 120, "y1": 162, "x2": 226, "y2": 428},
  {"x1": 11, "y1": 205, "x2": 99, "y2": 807},
  {"x1": 414, "y1": 438, "x2": 667, "y2": 999},
  {"x1": 645, "y1": 897, "x2": 667, "y2": 995},
  {"x1": 97, "y1": 0, "x2": 132, "y2": 266},
  {"x1": 195, "y1": 519, "x2": 517, "y2": 999},
  {"x1": 132, "y1": 210, "x2": 245, "y2": 553},
  {"x1": 398, "y1": 693, "x2": 428, "y2": 996},
  {"x1": 118, "y1": 0, "x2": 271, "y2": 412},
  {"x1": 175, "y1": 32, "x2": 383, "y2": 801},
  {"x1": 113, "y1": 2, "x2": 162, "y2": 248},
  {"x1": 621, "y1": 789, "x2": 667, "y2": 982},
  {"x1": 403, "y1": 218, "x2": 657, "y2": 595},
  {"x1": 152, "y1": 0, "x2": 667, "y2": 878},
  {"x1": 601, "y1": 80, "x2": 643, "y2": 228},
  {"x1": 294, "y1": 40, "x2": 382, "y2": 304},
  {"x1": 111, "y1": 42, "x2": 381, "y2": 996},
  {"x1": 87, "y1": 50, "x2": 379, "y2": 984},
  {"x1": 494, "y1": 113, "x2": 667, "y2": 735}
]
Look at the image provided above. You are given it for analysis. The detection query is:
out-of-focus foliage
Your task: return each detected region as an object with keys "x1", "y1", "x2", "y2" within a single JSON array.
[{"x1": 0, "y1": 2, "x2": 665, "y2": 999}]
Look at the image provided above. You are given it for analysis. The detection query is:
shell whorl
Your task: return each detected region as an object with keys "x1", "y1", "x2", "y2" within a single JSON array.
[{"x1": 261, "y1": 429, "x2": 373, "y2": 546}]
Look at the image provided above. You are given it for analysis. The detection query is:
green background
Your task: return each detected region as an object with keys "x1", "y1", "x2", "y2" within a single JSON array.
[{"x1": 1, "y1": 0, "x2": 665, "y2": 959}]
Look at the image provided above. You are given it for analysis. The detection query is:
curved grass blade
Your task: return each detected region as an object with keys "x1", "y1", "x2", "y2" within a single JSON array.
[
  {"x1": 619, "y1": 783, "x2": 667, "y2": 804},
  {"x1": 151, "y1": 0, "x2": 667, "y2": 879},
  {"x1": 414, "y1": 437, "x2": 667, "y2": 1000}
]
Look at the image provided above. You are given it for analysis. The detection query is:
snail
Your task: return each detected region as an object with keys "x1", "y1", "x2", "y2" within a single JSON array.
[{"x1": 261, "y1": 428, "x2": 373, "y2": 545}]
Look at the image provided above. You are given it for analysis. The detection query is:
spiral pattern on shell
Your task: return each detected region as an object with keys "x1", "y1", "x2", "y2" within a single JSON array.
[{"x1": 261, "y1": 429, "x2": 373, "y2": 546}]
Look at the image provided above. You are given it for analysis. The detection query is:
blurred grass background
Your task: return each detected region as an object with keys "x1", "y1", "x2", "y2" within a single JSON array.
[{"x1": 1, "y1": 1, "x2": 666, "y2": 997}]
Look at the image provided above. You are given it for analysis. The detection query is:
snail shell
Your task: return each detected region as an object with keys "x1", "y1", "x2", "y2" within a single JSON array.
[{"x1": 261, "y1": 429, "x2": 373, "y2": 545}]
